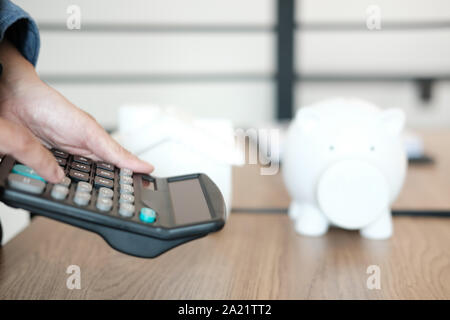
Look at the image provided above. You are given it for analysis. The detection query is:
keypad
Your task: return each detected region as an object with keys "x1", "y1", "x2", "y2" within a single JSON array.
[
  {"x1": 52, "y1": 150, "x2": 118, "y2": 211},
  {"x1": 6, "y1": 149, "x2": 153, "y2": 223}
]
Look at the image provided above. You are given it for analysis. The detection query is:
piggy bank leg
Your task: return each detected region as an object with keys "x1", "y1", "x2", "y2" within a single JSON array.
[
  {"x1": 289, "y1": 202, "x2": 329, "y2": 237},
  {"x1": 288, "y1": 201, "x2": 301, "y2": 220},
  {"x1": 360, "y1": 209, "x2": 393, "y2": 239}
]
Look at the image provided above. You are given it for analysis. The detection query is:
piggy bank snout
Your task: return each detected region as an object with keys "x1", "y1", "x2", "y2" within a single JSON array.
[{"x1": 317, "y1": 160, "x2": 390, "y2": 229}]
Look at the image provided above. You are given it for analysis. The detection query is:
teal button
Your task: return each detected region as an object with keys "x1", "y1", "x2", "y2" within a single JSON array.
[
  {"x1": 12, "y1": 164, "x2": 46, "y2": 182},
  {"x1": 140, "y1": 207, "x2": 156, "y2": 223}
]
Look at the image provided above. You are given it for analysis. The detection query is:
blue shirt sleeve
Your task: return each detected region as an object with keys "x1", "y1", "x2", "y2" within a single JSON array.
[{"x1": 0, "y1": 0, "x2": 40, "y2": 66}]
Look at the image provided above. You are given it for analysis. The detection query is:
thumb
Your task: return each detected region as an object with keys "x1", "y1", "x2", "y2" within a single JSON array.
[{"x1": 87, "y1": 125, "x2": 154, "y2": 173}]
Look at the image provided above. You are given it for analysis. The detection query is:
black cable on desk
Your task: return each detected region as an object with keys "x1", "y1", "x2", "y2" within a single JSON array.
[
  {"x1": 231, "y1": 207, "x2": 450, "y2": 217},
  {"x1": 391, "y1": 210, "x2": 450, "y2": 217}
]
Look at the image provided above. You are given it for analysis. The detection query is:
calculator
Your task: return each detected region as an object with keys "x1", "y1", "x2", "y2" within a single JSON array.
[{"x1": 0, "y1": 150, "x2": 226, "y2": 258}]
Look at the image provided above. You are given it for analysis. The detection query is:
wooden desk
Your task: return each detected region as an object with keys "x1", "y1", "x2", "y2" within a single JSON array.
[{"x1": 1, "y1": 131, "x2": 449, "y2": 299}]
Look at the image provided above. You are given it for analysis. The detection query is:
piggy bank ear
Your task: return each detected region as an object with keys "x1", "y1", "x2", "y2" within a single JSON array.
[
  {"x1": 295, "y1": 108, "x2": 320, "y2": 133},
  {"x1": 377, "y1": 108, "x2": 405, "y2": 136}
]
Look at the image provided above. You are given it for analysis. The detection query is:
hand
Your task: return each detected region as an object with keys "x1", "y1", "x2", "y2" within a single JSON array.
[{"x1": 0, "y1": 40, "x2": 153, "y2": 183}]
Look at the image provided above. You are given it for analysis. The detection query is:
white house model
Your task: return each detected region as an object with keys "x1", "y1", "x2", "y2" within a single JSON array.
[{"x1": 112, "y1": 105, "x2": 244, "y2": 216}]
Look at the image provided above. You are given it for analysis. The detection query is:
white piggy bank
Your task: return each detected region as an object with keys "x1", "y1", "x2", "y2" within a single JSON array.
[{"x1": 282, "y1": 98, "x2": 407, "y2": 239}]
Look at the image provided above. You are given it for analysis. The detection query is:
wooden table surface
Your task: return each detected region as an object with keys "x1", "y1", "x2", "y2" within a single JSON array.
[{"x1": 0, "y1": 131, "x2": 449, "y2": 299}]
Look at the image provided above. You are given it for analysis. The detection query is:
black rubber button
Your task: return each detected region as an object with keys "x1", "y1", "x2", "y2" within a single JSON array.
[
  {"x1": 69, "y1": 169, "x2": 89, "y2": 182},
  {"x1": 73, "y1": 155, "x2": 92, "y2": 165},
  {"x1": 52, "y1": 149, "x2": 69, "y2": 159},
  {"x1": 94, "y1": 176, "x2": 113, "y2": 189},
  {"x1": 96, "y1": 168, "x2": 114, "y2": 180},
  {"x1": 71, "y1": 162, "x2": 90, "y2": 173},
  {"x1": 55, "y1": 157, "x2": 67, "y2": 166},
  {"x1": 97, "y1": 161, "x2": 114, "y2": 172}
]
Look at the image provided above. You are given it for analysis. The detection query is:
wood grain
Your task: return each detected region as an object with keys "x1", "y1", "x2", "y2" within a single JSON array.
[
  {"x1": 0, "y1": 130, "x2": 449, "y2": 299},
  {"x1": 1, "y1": 215, "x2": 449, "y2": 299}
]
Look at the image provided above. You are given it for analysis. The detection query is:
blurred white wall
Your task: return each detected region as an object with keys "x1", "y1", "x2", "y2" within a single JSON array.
[
  {"x1": 1, "y1": 0, "x2": 449, "y2": 244},
  {"x1": 297, "y1": 0, "x2": 450, "y2": 128},
  {"x1": 13, "y1": 0, "x2": 450, "y2": 129}
]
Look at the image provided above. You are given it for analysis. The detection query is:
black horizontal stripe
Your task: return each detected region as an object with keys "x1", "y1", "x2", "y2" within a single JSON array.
[{"x1": 231, "y1": 207, "x2": 450, "y2": 217}]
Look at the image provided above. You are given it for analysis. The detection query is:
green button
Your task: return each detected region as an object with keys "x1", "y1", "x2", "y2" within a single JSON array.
[
  {"x1": 140, "y1": 207, "x2": 156, "y2": 223},
  {"x1": 12, "y1": 164, "x2": 45, "y2": 182}
]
